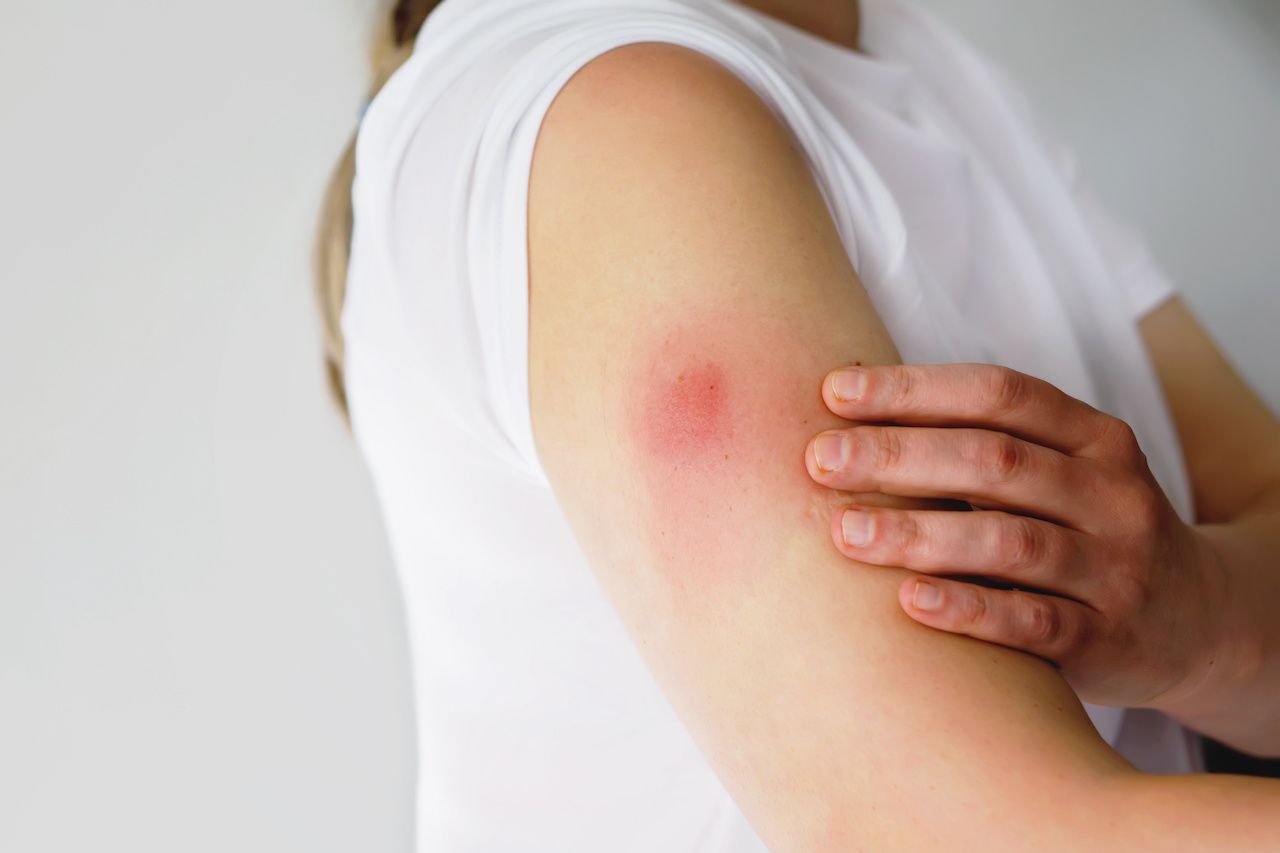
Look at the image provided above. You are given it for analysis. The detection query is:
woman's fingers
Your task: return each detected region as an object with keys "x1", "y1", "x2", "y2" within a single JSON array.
[
  {"x1": 806, "y1": 424, "x2": 1106, "y2": 528},
  {"x1": 830, "y1": 506, "x2": 1094, "y2": 598},
  {"x1": 898, "y1": 575, "x2": 1094, "y2": 665},
  {"x1": 822, "y1": 363, "x2": 1115, "y2": 458}
]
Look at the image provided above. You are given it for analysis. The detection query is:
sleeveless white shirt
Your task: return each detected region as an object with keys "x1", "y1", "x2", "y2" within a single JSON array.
[{"x1": 343, "y1": 0, "x2": 1202, "y2": 848}]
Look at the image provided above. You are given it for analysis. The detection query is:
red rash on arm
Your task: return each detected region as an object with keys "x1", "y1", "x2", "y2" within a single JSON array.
[
  {"x1": 639, "y1": 361, "x2": 734, "y2": 471},
  {"x1": 624, "y1": 323, "x2": 832, "y2": 596},
  {"x1": 630, "y1": 353, "x2": 746, "y2": 595}
]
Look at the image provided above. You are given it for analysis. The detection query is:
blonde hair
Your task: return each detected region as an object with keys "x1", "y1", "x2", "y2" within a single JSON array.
[{"x1": 313, "y1": 0, "x2": 442, "y2": 424}]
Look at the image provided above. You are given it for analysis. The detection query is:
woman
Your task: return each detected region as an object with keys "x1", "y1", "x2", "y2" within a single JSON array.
[{"x1": 316, "y1": 0, "x2": 1280, "y2": 848}]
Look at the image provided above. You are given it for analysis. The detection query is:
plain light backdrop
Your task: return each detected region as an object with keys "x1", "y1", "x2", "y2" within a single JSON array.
[{"x1": 2, "y1": 1, "x2": 1276, "y2": 850}]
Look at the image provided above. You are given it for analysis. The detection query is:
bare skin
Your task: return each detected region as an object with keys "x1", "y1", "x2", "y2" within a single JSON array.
[
  {"x1": 527, "y1": 39, "x2": 1280, "y2": 850},
  {"x1": 742, "y1": 0, "x2": 1280, "y2": 758},
  {"x1": 805, "y1": 342, "x2": 1280, "y2": 757},
  {"x1": 807, "y1": 360, "x2": 1224, "y2": 713},
  {"x1": 743, "y1": 0, "x2": 1280, "y2": 760}
]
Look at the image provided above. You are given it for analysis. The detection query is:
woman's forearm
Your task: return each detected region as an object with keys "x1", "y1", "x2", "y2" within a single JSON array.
[
  {"x1": 1134, "y1": 300, "x2": 1280, "y2": 755},
  {"x1": 1156, "y1": 483, "x2": 1280, "y2": 757}
]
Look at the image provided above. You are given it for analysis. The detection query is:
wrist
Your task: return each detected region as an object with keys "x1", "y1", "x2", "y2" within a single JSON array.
[
  {"x1": 1149, "y1": 525, "x2": 1271, "y2": 742},
  {"x1": 1147, "y1": 526, "x2": 1261, "y2": 721}
]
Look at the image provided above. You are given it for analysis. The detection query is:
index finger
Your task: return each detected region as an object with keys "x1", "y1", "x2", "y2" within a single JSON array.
[{"x1": 822, "y1": 363, "x2": 1110, "y2": 456}]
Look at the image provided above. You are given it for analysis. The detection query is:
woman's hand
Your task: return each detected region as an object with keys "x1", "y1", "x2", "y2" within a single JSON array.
[{"x1": 804, "y1": 362, "x2": 1227, "y2": 710}]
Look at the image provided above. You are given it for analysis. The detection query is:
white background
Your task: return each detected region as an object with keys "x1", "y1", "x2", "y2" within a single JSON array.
[{"x1": 2, "y1": 1, "x2": 1277, "y2": 850}]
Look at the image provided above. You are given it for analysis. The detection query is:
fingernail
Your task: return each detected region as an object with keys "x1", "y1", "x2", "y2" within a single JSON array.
[
  {"x1": 913, "y1": 581, "x2": 943, "y2": 611},
  {"x1": 831, "y1": 368, "x2": 866, "y2": 402},
  {"x1": 813, "y1": 433, "x2": 849, "y2": 472},
  {"x1": 841, "y1": 510, "x2": 873, "y2": 546}
]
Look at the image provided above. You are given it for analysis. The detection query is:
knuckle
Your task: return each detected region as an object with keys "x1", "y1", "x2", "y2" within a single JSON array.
[
  {"x1": 983, "y1": 366, "x2": 1028, "y2": 416},
  {"x1": 895, "y1": 513, "x2": 927, "y2": 562},
  {"x1": 998, "y1": 518, "x2": 1044, "y2": 571},
  {"x1": 886, "y1": 365, "x2": 915, "y2": 410},
  {"x1": 1099, "y1": 417, "x2": 1145, "y2": 467},
  {"x1": 960, "y1": 588, "x2": 990, "y2": 627},
  {"x1": 978, "y1": 433, "x2": 1027, "y2": 483},
  {"x1": 1122, "y1": 480, "x2": 1163, "y2": 531},
  {"x1": 1022, "y1": 597, "x2": 1062, "y2": 648},
  {"x1": 869, "y1": 428, "x2": 905, "y2": 476},
  {"x1": 1109, "y1": 562, "x2": 1158, "y2": 612}
]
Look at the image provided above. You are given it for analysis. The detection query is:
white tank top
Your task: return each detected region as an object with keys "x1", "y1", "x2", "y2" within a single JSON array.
[{"x1": 343, "y1": 0, "x2": 1202, "y2": 848}]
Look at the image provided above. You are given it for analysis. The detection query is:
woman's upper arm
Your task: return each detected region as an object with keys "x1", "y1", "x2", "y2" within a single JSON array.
[{"x1": 527, "y1": 42, "x2": 1128, "y2": 850}]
